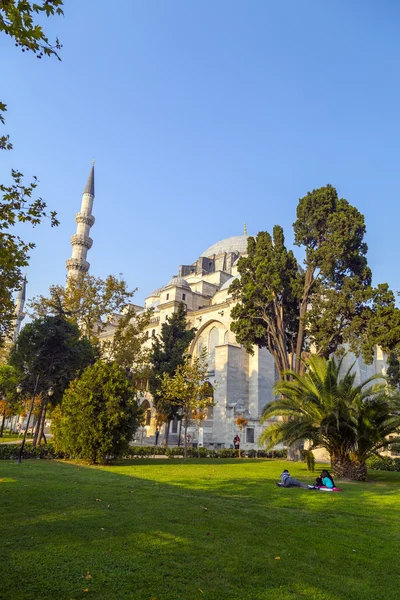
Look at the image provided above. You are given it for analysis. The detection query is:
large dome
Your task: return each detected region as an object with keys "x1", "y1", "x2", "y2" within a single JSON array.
[{"x1": 201, "y1": 235, "x2": 249, "y2": 257}]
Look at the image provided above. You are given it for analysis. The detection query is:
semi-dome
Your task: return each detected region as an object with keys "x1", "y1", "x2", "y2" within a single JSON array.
[
  {"x1": 201, "y1": 235, "x2": 249, "y2": 258},
  {"x1": 219, "y1": 274, "x2": 240, "y2": 291},
  {"x1": 167, "y1": 277, "x2": 191, "y2": 289}
]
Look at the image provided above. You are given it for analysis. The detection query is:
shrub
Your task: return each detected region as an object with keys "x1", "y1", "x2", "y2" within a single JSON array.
[
  {"x1": 52, "y1": 361, "x2": 143, "y2": 464},
  {"x1": 367, "y1": 456, "x2": 400, "y2": 472},
  {"x1": 0, "y1": 443, "x2": 65, "y2": 460},
  {"x1": 301, "y1": 449, "x2": 316, "y2": 471}
]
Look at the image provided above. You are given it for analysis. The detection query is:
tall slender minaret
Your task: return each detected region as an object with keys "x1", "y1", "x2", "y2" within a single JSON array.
[
  {"x1": 66, "y1": 162, "x2": 95, "y2": 280},
  {"x1": 13, "y1": 276, "x2": 27, "y2": 342}
]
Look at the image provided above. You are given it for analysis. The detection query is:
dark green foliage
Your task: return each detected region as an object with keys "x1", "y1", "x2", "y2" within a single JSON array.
[
  {"x1": 230, "y1": 227, "x2": 300, "y2": 374},
  {"x1": 52, "y1": 361, "x2": 143, "y2": 464},
  {"x1": 0, "y1": 441, "x2": 64, "y2": 460},
  {"x1": 366, "y1": 456, "x2": 400, "y2": 472},
  {"x1": 149, "y1": 302, "x2": 196, "y2": 418},
  {"x1": 9, "y1": 315, "x2": 97, "y2": 404},
  {"x1": 230, "y1": 185, "x2": 400, "y2": 375},
  {"x1": 0, "y1": 443, "x2": 286, "y2": 460}
]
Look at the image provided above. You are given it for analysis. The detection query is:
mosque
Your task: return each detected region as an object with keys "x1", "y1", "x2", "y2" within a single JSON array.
[{"x1": 13, "y1": 164, "x2": 388, "y2": 450}]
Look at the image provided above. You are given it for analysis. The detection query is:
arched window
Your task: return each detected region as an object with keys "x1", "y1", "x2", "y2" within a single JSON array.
[
  {"x1": 152, "y1": 329, "x2": 156, "y2": 337},
  {"x1": 141, "y1": 400, "x2": 151, "y2": 426},
  {"x1": 224, "y1": 330, "x2": 229, "y2": 344},
  {"x1": 204, "y1": 381, "x2": 214, "y2": 420},
  {"x1": 208, "y1": 327, "x2": 219, "y2": 371}
]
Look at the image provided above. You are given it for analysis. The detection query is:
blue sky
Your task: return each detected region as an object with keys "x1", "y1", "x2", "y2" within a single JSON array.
[{"x1": 1, "y1": 0, "x2": 400, "y2": 306}]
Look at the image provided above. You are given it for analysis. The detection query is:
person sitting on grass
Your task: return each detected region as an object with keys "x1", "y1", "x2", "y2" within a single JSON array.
[
  {"x1": 276, "y1": 469, "x2": 312, "y2": 489},
  {"x1": 314, "y1": 474, "x2": 323, "y2": 487},
  {"x1": 320, "y1": 469, "x2": 335, "y2": 489}
]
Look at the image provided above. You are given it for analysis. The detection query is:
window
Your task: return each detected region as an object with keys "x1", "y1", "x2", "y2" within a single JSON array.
[
  {"x1": 145, "y1": 410, "x2": 151, "y2": 426},
  {"x1": 166, "y1": 293, "x2": 169, "y2": 301},
  {"x1": 152, "y1": 329, "x2": 156, "y2": 337},
  {"x1": 171, "y1": 418, "x2": 178, "y2": 434},
  {"x1": 208, "y1": 327, "x2": 219, "y2": 372},
  {"x1": 182, "y1": 293, "x2": 186, "y2": 301},
  {"x1": 246, "y1": 428, "x2": 255, "y2": 443}
]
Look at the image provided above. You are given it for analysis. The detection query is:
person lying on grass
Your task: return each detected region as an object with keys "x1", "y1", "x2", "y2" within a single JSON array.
[{"x1": 276, "y1": 469, "x2": 314, "y2": 489}]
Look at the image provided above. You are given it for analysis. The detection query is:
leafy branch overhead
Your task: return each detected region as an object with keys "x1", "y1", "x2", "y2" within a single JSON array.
[
  {"x1": 0, "y1": 1, "x2": 63, "y2": 343},
  {"x1": 0, "y1": 1, "x2": 63, "y2": 59}
]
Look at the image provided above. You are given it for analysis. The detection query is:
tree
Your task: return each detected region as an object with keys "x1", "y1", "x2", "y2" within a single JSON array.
[
  {"x1": 101, "y1": 304, "x2": 152, "y2": 371},
  {"x1": 259, "y1": 355, "x2": 400, "y2": 480},
  {"x1": 9, "y1": 315, "x2": 96, "y2": 445},
  {"x1": 160, "y1": 353, "x2": 213, "y2": 461},
  {"x1": 230, "y1": 185, "x2": 400, "y2": 376},
  {"x1": 0, "y1": 364, "x2": 19, "y2": 436},
  {"x1": 52, "y1": 361, "x2": 143, "y2": 464},
  {"x1": 149, "y1": 303, "x2": 196, "y2": 443},
  {"x1": 29, "y1": 274, "x2": 137, "y2": 344},
  {"x1": 0, "y1": 1, "x2": 63, "y2": 342}
]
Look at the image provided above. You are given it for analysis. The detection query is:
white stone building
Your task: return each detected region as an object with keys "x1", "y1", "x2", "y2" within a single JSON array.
[
  {"x1": 67, "y1": 165, "x2": 388, "y2": 451},
  {"x1": 100, "y1": 230, "x2": 277, "y2": 450},
  {"x1": 100, "y1": 230, "x2": 389, "y2": 450}
]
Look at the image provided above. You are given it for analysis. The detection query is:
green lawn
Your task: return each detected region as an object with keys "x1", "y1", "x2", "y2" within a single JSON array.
[
  {"x1": 0, "y1": 431, "x2": 33, "y2": 444},
  {"x1": 0, "y1": 459, "x2": 399, "y2": 600}
]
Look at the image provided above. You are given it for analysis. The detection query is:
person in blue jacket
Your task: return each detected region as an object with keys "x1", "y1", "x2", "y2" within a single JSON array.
[{"x1": 321, "y1": 469, "x2": 335, "y2": 488}]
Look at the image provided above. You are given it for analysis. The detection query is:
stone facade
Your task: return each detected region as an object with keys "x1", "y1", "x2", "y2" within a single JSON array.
[
  {"x1": 99, "y1": 231, "x2": 389, "y2": 451},
  {"x1": 100, "y1": 232, "x2": 282, "y2": 449}
]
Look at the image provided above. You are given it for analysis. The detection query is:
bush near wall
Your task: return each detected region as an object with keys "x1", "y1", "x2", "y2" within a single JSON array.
[
  {"x1": 0, "y1": 443, "x2": 65, "y2": 460},
  {"x1": 366, "y1": 456, "x2": 400, "y2": 472},
  {"x1": 0, "y1": 444, "x2": 287, "y2": 460}
]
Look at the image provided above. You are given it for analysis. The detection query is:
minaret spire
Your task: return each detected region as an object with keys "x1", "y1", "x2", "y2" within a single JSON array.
[
  {"x1": 66, "y1": 163, "x2": 96, "y2": 280},
  {"x1": 244, "y1": 223, "x2": 247, "y2": 235},
  {"x1": 13, "y1": 275, "x2": 27, "y2": 342}
]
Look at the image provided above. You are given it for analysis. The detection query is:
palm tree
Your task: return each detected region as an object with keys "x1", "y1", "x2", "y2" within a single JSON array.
[{"x1": 259, "y1": 355, "x2": 400, "y2": 480}]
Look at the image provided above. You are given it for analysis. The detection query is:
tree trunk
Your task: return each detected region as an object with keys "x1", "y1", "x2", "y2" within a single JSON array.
[
  {"x1": 33, "y1": 396, "x2": 45, "y2": 447},
  {"x1": 32, "y1": 398, "x2": 46, "y2": 448},
  {"x1": 0, "y1": 409, "x2": 6, "y2": 437},
  {"x1": 177, "y1": 417, "x2": 182, "y2": 447},
  {"x1": 183, "y1": 420, "x2": 188, "y2": 462},
  {"x1": 164, "y1": 418, "x2": 171, "y2": 446},
  {"x1": 38, "y1": 402, "x2": 47, "y2": 445},
  {"x1": 331, "y1": 454, "x2": 367, "y2": 481}
]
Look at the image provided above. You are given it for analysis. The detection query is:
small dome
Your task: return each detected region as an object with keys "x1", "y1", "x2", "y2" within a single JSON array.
[
  {"x1": 148, "y1": 286, "x2": 164, "y2": 297},
  {"x1": 220, "y1": 275, "x2": 240, "y2": 291},
  {"x1": 167, "y1": 277, "x2": 191, "y2": 290},
  {"x1": 201, "y1": 235, "x2": 249, "y2": 257}
]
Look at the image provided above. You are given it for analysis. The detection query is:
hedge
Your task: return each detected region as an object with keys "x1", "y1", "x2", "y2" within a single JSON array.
[
  {"x1": 366, "y1": 455, "x2": 400, "y2": 472},
  {"x1": 0, "y1": 443, "x2": 287, "y2": 461}
]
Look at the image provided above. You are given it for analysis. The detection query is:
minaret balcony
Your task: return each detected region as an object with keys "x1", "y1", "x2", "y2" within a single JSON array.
[
  {"x1": 66, "y1": 258, "x2": 90, "y2": 272},
  {"x1": 75, "y1": 213, "x2": 95, "y2": 227},
  {"x1": 70, "y1": 234, "x2": 93, "y2": 249}
]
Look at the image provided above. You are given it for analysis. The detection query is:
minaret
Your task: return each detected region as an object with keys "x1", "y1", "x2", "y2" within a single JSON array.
[
  {"x1": 66, "y1": 162, "x2": 95, "y2": 280},
  {"x1": 13, "y1": 276, "x2": 27, "y2": 342},
  {"x1": 244, "y1": 223, "x2": 247, "y2": 235}
]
